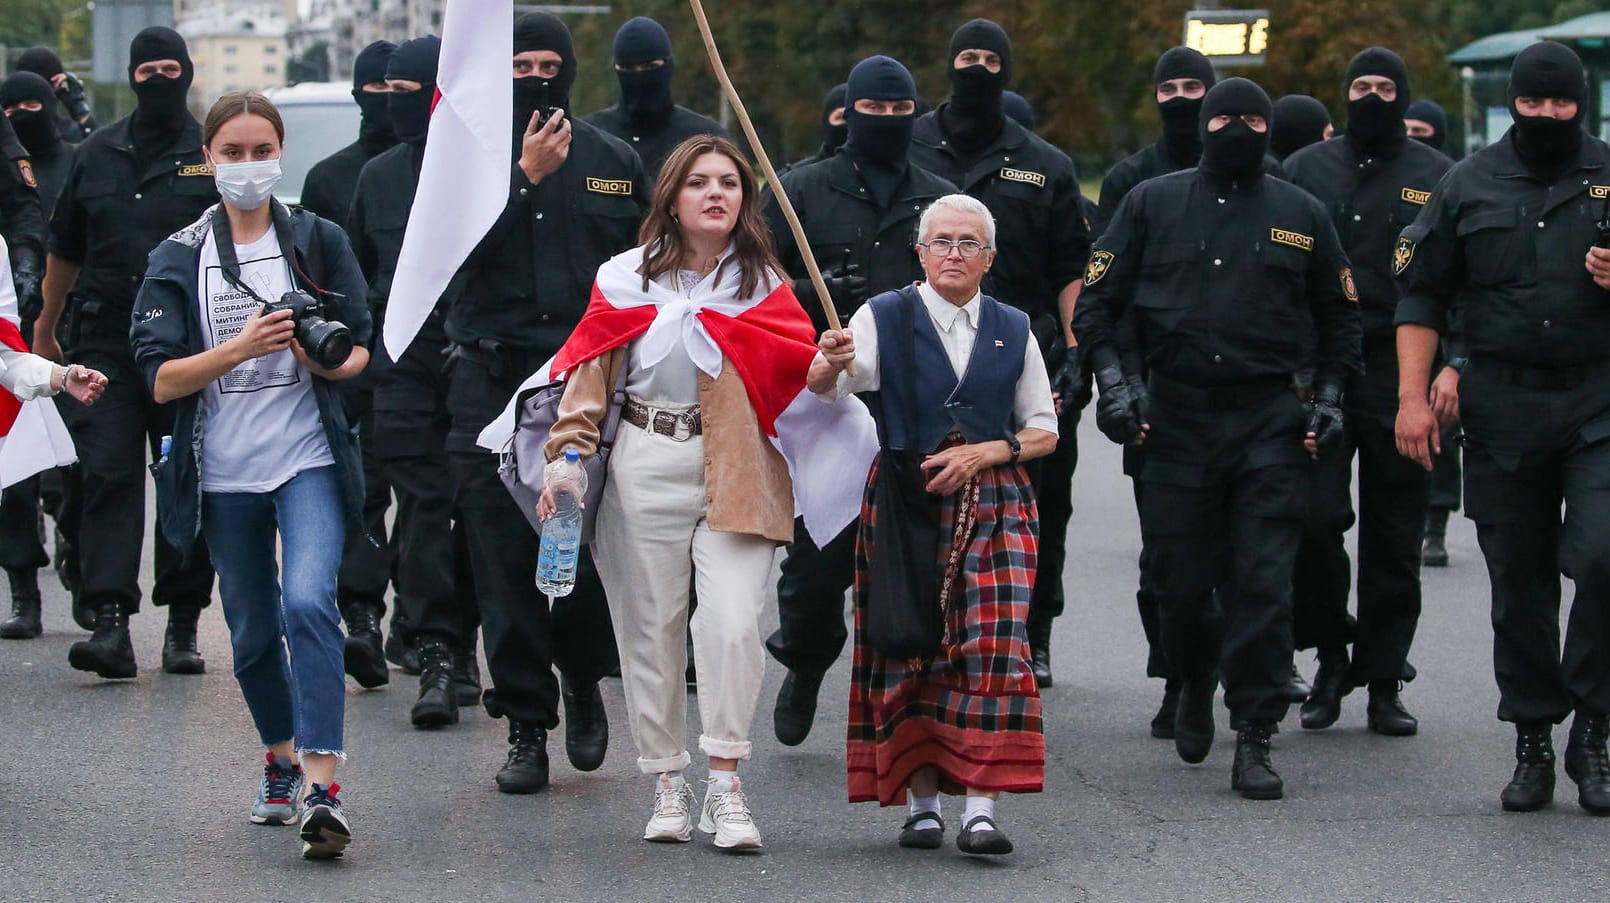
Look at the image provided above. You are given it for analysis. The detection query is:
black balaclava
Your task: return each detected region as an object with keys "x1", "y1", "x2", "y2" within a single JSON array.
[
  {"x1": 1153, "y1": 46, "x2": 1217, "y2": 166},
  {"x1": 1001, "y1": 90, "x2": 1035, "y2": 131},
  {"x1": 127, "y1": 27, "x2": 194, "y2": 154},
  {"x1": 14, "y1": 48, "x2": 64, "y2": 81},
  {"x1": 1270, "y1": 94, "x2": 1331, "y2": 160},
  {"x1": 940, "y1": 18, "x2": 1012, "y2": 154},
  {"x1": 817, "y1": 83, "x2": 848, "y2": 157},
  {"x1": 1198, "y1": 77, "x2": 1272, "y2": 181},
  {"x1": 842, "y1": 55, "x2": 917, "y2": 208},
  {"x1": 613, "y1": 16, "x2": 674, "y2": 124},
  {"x1": 513, "y1": 11, "x2": 577, "y2": 134},
  {"x1": 1, "y1": 71, "x2": 61, "y2": 155},
  {"x1": 1344, "y1": 47, "x2": 1410, "y2": 156},
  {"x1": 352, "y1": 40, "x2": 398, "y2": 146},
  {"x1": 386, "y1": 35, "x2": 441, "y2": 148},
  {"x1": 1508, "y1": 40, "x2": 1587, "y2": 179},
  {"x1": 1404, "y1": 99, "x2": 1446, "y2": 150}
]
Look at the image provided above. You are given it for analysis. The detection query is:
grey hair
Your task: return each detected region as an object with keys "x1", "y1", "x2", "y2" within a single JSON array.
[{"x1": 916, "y1": 193, "x2": 997, "y2": 248}]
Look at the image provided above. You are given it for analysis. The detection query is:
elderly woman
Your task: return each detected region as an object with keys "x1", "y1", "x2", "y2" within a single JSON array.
[{"x1": 810, "y1": 193, "x2": 1058, "y2": 856}]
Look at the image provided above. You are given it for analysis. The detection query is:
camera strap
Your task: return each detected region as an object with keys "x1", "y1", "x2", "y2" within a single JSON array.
[{"x1": 209, "y1": 200, "x2": 329, "y2": 305}]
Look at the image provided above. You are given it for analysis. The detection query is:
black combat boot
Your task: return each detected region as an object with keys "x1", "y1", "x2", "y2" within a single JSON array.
[
  {"x1": 1151, "y1": 679, "x2": 1181, "y2": 740},
  {"x1": 1026, "y1": 611, "x2": 1054, "y2": 688},
  {"x1": 1366, "y1": 680, "x2": 1419, "y2": 736},
  {"x1": 341, "y1": 602, "x2": 388, "y2": 689},
  {"x1": 1501, "y1": 722, "x2": 1555, "y2": 812},
  {"x1": 1300, "y1": 648, "x2": 1350, "y2": 730},
  {"x1": 1283, "y1": 662, "x2": 1312, "y2": 703},
  {"x1": 561, "y1": 677, "x2": 608, "y2": 771},
  {"x1": 496, "y1": 720, "x2": 550, "y2": 794},
  {"x1": 161, "y1": 605, "x2": 206, "y2": 675},
  {"x1": 0, "y1": 569, "x2": 42, "y2": 639},
  {"x1": 1173, "y1": 673, "x2": 1217, "y2": 764},
  {"x1": 68, "y1": 600, "x2": 137, "y2": 679},
  {"x1": 1422, "y1": 508, "x2": 1450, "y2": 567},
  {"x1": 1231, "y1": 721, "x2": 1284, "y2": 800},
  {"x1": 384, "y1": 608, "x2": 420, "y2": 675},
  {"x1": 774, "y1": 669, "x2": 824, "y2": 747},
  {"x1": 410, "y1": 638, "x2": 458, "y2": 728},
  {"x1": 1564, "y1": 711, "x2": 1610, "y2": 815},
  {"x1": 451, "y1": 646, "x2": 482, "y2": 707}
]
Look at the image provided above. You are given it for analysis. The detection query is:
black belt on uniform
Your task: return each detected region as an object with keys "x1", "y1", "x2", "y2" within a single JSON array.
[
  {"x1": 1468, "y1": 356, "x2": 1610, "y2": 392},
  {"x1": 623, "y1": 397, "x2": 703, "y2": 440},
  {"x1": 1147, "y1": 371, "x2": 1293, "y2": 411}
]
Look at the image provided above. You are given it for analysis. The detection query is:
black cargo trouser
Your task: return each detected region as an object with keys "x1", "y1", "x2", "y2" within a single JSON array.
[
  {"x1": 1139, "y1": 378, "x2": 1310, "y2": 724},
  {"x1": 1026, "y1": 407, "x2": 1079, "y2": 623},
  {"x1": 765, "y1": 516, "x2": 858, "y2": 679},
  {"x1": 336, "y1": 383, "x2": 394, "y2": 620},
  {"x1": 447, "y1": 351, "x2": 617, "y2": 728},
  {"x1": 1461, "y1": 367, "x2": 1610, "y2": 724},
  {"x1": 1428, "y1": 425, "x2": 1463, "y2": 512},
  {"x1": 55, "y1": 345, "x2": 213, "y2": 614},
  {"x1": 0, "y1": 472, "x2": 48, "y2": 571}
]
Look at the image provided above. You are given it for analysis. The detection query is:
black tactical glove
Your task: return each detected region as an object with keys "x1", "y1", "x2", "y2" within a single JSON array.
[
  {"x1": 1050, "y1": 344, "x2": 1094, "y2": 412},
  {"x1": 12, "y1": 258, "x2": 42, "y2": 322},
  {"x1": 1094, "y1": 365, "x2": 1148, "y2": 445},
  {"x1": 1305, "y1": 380, "x2": 1346, "y2": 456},
  {"x1": 794, "y1": 262, "x2": 868, "y2": 313},
  {"x1": 56, "y1": 72, "x2": 92, "y2": 123}
]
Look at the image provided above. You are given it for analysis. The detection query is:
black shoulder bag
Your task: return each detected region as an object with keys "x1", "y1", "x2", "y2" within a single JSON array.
[{"x1": 864, "y1": 287, "x2": 945, "y2": 659}]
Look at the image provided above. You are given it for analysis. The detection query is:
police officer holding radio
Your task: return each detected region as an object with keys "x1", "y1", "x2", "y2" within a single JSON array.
[
  {"x1": 1396, "y1": 41, "x2": 1610, "y2": 816},
  {"x1": 1283, "y1": 48, "x2": 1451, "y2": 738},
  {"x1": 31, "y1": 27, "x2": 217, "y2": 680},
  {"x1": 762, "y1": 54, "x2": 957, "y2": 746},
  {"x1": 1075, "y1": 77, "x2": 1362, "y2": 800},
  {"x1": 444, "y1": 12, "x2": 645, "y2": 795},
  {"x1": 908, "y1": 19, "x2": 1090, "y2": 687}
]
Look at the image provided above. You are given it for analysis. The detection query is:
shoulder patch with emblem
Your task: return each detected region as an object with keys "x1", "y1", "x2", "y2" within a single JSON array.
[
  {"x1": 1000, "y1": 168, "x2": 1046, "y2": 189},
  {"x1": 15, "y1": 159, "x2": 36, "y2": 189},
  {"x1": 1401, "y1": 187, "x2": 1431, "y2": 205},
  {"x1": 1392, "y1": 237, "x2": 1415, "y2": 276},
  {"x1": 1270, "y1": 228, "x2": 1314, "y2": 251},
  {"x1": 1084, "y1": 250, "x2": 1114, "y2": 286},
  {"x1": 1340, "y1": 267, "x2": 1359, "y2": 303},
  {"x1": 1592, "y1": 185, "x2": 1610, "y2": 200},
  {"x1": 586, "y1": 177, "x2": 633, "y2": 196}
]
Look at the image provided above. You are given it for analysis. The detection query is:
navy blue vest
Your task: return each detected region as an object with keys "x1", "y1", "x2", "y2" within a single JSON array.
[{"x1": 868, "y1": 286, "x2": 1028, "y2": 453}]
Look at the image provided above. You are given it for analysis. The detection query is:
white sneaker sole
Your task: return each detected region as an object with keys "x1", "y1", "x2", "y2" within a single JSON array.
[
  {"x1": 250, "y1": 809, "x2": 297, "y2": 826},
  {"x1": 643, "y1": 821, "x2": 693, "y2": 843},
  {"x1": 698, "y1": 814, "x2": 762, "y2": 850},
  {"x1": 299, "y1": 809, "x2": 352, "y2": 860}
]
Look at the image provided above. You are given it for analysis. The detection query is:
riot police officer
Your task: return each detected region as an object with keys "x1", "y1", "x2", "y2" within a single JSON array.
[
  {"x1": 1283, "y1": 48, "x2": 1452, "y2": 738},
  {"x1": 908, "y1": 18, "x2": 1090, "y2": 686},
  {"x1": 763, "y1": 54, "x2": 957, "y2": 746},
  {"x1": 13, "y1": 48, "x2": 97, "y2": 142},
  {"x1": 1270, "y1": 94, "x2": 1333, "y2": 163},
  {"x1": 1076, "y1": 78, "x2": 1362, "y2": 800},
  {"x1": 1396, "y1": 41, "x2": 1610, "y2": 815},
  {"x1": 2, "y1": 72, "x2": 74, "y2": 212},
  {"x1": 302, "y1": 40, "x2": 397, "y2": 231},
  {"x1": 784, "y1": 83, "x2": 848, "y2": 173},
  {"x1": 31, "y1": 27, "x2": 216, "y2": 679},
  {"x1": 444, "y1": 12, "x2": 643, "y2": 794},
  {"x1": 585, "y1": 17, "x2": 729, "y2": 183}
]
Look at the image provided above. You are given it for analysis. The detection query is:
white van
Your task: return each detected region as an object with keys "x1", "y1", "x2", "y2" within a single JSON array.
[{"x1": 260, "y1": 82, "x2": 361, "y2": 206}]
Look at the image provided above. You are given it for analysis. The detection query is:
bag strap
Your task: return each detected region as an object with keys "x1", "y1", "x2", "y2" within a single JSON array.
[
  {"x1": 896, "y1": 285, "x2": 922, "y2": 448},
  {"x1": 210, "y1": 201, "x2": 335, "y2": 306}
]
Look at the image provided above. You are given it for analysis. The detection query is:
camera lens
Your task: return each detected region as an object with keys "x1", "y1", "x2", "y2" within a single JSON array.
[{"x1": 298, "y1": 317, "x2": 353, "y2": 370}]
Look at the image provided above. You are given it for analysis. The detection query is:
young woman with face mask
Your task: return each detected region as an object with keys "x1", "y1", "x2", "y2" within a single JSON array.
[{"x1": 129, "y1": 91, "x2": 373, "y2": 861}]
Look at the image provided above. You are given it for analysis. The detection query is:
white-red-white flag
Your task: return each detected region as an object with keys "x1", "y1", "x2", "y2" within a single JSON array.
[
  {"x1": 0, "y1": 244, "x2": 76, "y2": 491},
  {"x1": 478, "y1": 246, "x2": 879, "y2": 546},
  {"x1": 383, "y1": 0, "x2": 513, "y2": 360}
]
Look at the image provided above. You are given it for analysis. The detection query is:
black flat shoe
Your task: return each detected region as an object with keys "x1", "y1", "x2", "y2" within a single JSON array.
[
  {"x1": 956, "y1": 815, "x2": 1013, "y2": 855},
  {"x1": 898, "y1": 813, "x2": 944, "y2": 849}
]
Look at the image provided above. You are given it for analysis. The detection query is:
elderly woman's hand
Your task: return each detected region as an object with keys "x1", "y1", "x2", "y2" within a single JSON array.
[{"x1": 818, "y1": 329, "x2": 856, "y2": 371}]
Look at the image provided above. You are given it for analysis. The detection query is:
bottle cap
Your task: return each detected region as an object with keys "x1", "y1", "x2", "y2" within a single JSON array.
[
  {"x1": 160, "y1": 435, "x2": 173, "y2": 456},
  {"x1": 563, "y1": 449, "x2": 581, "y2": 463}
]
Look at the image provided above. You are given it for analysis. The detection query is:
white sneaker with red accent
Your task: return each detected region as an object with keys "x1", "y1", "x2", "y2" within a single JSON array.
[
  {"x1": 698, "y1": 777, "x2": 762, "y2": 850},
  {"x1": 644, "y1": 775, "x2": 696, "y2": 843}
]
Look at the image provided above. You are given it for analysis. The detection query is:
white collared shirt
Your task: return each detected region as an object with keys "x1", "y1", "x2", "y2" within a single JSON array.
[{"x1": 814, "y1": 281, "x2": 1058, "y2": 436}]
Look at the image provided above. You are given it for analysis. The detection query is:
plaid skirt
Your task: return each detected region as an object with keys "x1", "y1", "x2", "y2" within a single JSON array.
[{"x1": 847, "y1": 453, "x2": 1045, "y2": 805}]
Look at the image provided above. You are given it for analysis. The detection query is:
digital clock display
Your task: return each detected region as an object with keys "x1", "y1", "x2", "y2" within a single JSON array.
[{"x1": 1184, "y1": 9, "x2": 1271, "y2": 67}]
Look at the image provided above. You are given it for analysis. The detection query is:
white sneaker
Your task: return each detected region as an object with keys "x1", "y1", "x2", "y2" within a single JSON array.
[
  {"x1": 698, "y1": 777, "x2": 763, "y2": 850},
  {"x1": 644, "y1": 776, "x2": 696, "y2": 843}
]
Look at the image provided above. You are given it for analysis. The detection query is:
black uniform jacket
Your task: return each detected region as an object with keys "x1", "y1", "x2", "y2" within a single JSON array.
[
  {"x1": 1095, "y1": 140, "x2": 1283, "y2": 238},
  {"x1": 584, "y1": 104, "x2": 728, "y2": 184},
  {"x1": 301, "y1": 133, "x2": 396, "y2": 234},
  {"x1": 1395, "y1": 130, "x2": 1610, "y2": 371},
  {"x1": 447, "y1": 118, "x2": 648, "y2": 357},
  {"x1": 763, "y1": 153, "x2": 957, "y2": 333},
  {"x1": 0, "y1": 112, "x2": 46, "y2": 280},
  {"x1": 1074, "y1": 167, "x2": 1362, "y2": 388},
  {"x1": 48, "y1": 114, "x2": 217, "y2": 349},
  {"x1": 908, "y1": 107, "x2": 1089, "y2": 344}
]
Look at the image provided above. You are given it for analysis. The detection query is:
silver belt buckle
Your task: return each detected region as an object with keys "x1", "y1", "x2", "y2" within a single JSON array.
[{"x1": 667, "y1": 409, "x2": 697, "y2": 441}]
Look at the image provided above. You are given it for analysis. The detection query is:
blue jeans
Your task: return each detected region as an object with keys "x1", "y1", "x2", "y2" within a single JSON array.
[{"x1": 203, "y1": 466, "x2": 347, "y2": 757}]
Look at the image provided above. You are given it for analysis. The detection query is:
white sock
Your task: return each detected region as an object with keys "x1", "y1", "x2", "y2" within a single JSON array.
[
  {"x1": 707, "y1": 768, "x2": 738, "y2": 793},
  {"x1": 657, "y1": 771, "x2": 685, "y2": 791},
  {"x1": 907, "y1": 794, "x2": 941, "y2": 830},
  {"x1": 963, "y1": 796, "x2": 995, "y2": 828}
]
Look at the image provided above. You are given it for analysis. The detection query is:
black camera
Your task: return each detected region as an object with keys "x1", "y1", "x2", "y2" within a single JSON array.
[{"x1": 263, "y1": 290, "x2": 352, "y2": 370}]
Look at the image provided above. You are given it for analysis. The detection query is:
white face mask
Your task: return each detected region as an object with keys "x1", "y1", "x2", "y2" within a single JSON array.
[{"x1": 212, "y1": 158, "x2": 282, "y2": 210}]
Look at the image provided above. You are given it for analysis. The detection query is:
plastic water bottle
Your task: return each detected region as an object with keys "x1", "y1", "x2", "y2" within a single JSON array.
[
  {"x1": 158, "y1": 435, "x2": 172, "y2": 464},
  {"x1": 536, "y1": 449, "x2": 586, "y2": 597}
]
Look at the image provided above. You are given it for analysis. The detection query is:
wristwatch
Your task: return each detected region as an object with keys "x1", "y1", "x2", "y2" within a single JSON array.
[{"x1": 1004, "y1": 434, "x2": 1021, "y2": 465}]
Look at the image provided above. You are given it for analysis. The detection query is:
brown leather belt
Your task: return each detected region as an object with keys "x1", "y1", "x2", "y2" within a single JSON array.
[{"x1": 623, "y1": 398, "x2": 703, "y2": 440}]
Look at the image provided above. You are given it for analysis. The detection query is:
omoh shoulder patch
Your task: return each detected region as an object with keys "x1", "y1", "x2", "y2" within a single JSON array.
[
  {"x1": 1085, "y1": 250, "x2": 1114, "y2": 286},
  {"x1": 1392, "y1": 237, "x2": 1415, "y2": 276}
]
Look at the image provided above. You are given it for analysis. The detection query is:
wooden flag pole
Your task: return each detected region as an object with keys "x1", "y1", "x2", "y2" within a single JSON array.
[{"x1": 687, "y1": 0, "x2": 853, "y2": 373}]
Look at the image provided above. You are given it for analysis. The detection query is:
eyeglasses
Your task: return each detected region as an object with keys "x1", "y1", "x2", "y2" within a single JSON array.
[{"x1": 918, "y1": 239, "x2": 989, "y2": 259}]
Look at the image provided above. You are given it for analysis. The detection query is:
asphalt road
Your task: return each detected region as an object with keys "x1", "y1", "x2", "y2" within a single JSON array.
[{"x1": 2, "y1": 415, "x2": 1604, "y2": 902}]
